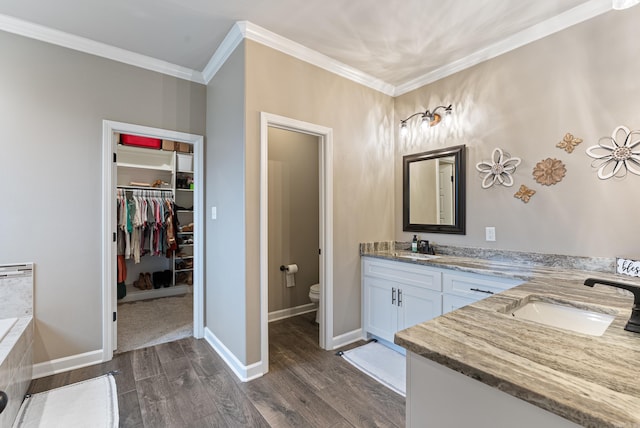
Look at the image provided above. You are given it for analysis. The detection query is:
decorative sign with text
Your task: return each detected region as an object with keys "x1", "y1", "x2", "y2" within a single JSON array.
[{"x1": 616, "y1": 257, "x2": 640, "y2": 277}]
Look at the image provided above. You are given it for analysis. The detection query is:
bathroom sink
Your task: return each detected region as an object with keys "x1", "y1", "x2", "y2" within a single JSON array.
[
  {"x1": 394, "y1": 253, "x2": 440, "y2": 261},
  {"x1": 510, "y1": 299, "x2": 615, "y2": 336}
]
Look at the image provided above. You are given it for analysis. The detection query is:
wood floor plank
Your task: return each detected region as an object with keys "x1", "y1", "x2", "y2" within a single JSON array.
[
  {"x1": 136, "y1": 373, "x2": 187, "y2": 427},
  {"x1": 154, "y1": 340, "x2": 185, "y2": 366},
  {"x1": 131, "y1": 346, "x2": 162, "y2": 381},
  {"x1": 238, "y1": 375, "x2": 313, "y2": 427},
  {"x1": 162, "y1": 356, "x2": 219, "y2": 422},
  {"x1": 200, "y1": 371, "x2": 270, "y2": 427},
  {"x1": 267, "y1": 358, "x2": 352, "y2": 428},
  {"x1": 118, "y1": 390, "x2": 144, "y2": 428}
]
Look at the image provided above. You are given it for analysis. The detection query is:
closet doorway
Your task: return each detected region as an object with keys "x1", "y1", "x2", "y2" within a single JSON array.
[
  {"x1": 101, "y1": 120, "x2": 204, "y2": 361},
  {"x1": 259, "y1": 113, "x2": 334, "y2": 375}
]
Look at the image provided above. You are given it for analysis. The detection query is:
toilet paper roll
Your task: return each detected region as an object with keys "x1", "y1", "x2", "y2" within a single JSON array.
[{"x1": 285, "y1": 264, "x2": 298, "y2": 288}]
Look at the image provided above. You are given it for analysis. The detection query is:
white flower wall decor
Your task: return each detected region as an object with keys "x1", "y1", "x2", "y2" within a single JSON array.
[
  {"x1": 586, "y1": 126, "x2": 640, "y2": 179},
  {"x1": 475, "y1": 148, "x2": 522, "y2": 188}
]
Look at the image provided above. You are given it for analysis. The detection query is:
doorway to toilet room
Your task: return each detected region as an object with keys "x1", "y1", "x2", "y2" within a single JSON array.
[
  {"x1": 260, "y1": 112, "x2": 334, "y2": 375},
  {"x1": 267, "y1": 127, "x2": 320, "y2": 329}
]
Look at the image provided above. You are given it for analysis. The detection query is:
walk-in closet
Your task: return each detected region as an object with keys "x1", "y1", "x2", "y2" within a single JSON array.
[{"x1": 113, "y1": 134, "x2": 196, "y2": 353}]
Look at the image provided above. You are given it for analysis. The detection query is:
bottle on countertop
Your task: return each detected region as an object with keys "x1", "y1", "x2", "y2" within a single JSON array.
[{"x1": 411, "y1": 235, "x2": 418, "y2": 253}]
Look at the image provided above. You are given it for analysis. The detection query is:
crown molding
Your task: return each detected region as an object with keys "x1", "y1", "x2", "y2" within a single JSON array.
[
  {"x1": 201, "y1": 22, "x2": 245, "y2": 84},
  {"x1": 203, "y1": 20, "x2": 395, "y2": 95},
  {"x1": 0, "y1": 0, "x2": 614, "y2": 96},
  {"x1": 394, "y1": 0, "x2": 612, "y2": 96},
  {"x1": 0, "y1": 13, "x2": 205, "y2": 84}
]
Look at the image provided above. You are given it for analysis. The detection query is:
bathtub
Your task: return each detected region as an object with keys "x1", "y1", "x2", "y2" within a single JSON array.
[
  {"x1": 0, "y1": 317, "x2": 17, "y2": 342},
  {"x1": 0, "y1": 263, "x2": 34, "y2": 428}
]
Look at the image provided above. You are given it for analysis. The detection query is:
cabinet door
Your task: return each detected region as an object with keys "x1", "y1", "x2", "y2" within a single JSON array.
[
  {"x1": 398, "y1": 283, "x2": 442, "y2": 331},
  {"x1": 442, "y1": 294, "x2": 476, "y2": 315},
  {"x1": 363, "y1": 276, "x2": 398, "y2": 342}
]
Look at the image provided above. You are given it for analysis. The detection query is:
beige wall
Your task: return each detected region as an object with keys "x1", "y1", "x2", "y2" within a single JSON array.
[
  {"x1": 395, "y1": 8, "x2": 640, "y2": 258},
  {"x1": 0, "y1": 30, "x2": 206, "y2": 363},
  {"x1": 268, "y1": 127, "x2": 320, "y2": 313},
  {"x1": 246, "y1": 40, "x2": 396, "y2": 363}
]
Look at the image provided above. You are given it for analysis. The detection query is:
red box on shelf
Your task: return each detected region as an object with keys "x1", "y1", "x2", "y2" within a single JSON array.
[{"x1": 120, "y1": 134, "x2": 161, "y2": 149}]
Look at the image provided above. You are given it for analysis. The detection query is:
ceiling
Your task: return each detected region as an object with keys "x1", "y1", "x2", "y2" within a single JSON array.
[{"x1": 0, "y1": 0, "x2": 609, "y2": 92}]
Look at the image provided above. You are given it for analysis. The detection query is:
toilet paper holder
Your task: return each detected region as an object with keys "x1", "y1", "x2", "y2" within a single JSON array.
[{"x1": 280, "y1": 265, "x2": 290, "y2": 272}]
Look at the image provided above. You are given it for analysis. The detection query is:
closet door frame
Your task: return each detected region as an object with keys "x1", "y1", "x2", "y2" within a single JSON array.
[{"x1": 101, "y1": 120, "x2": 204, "y2": 361}]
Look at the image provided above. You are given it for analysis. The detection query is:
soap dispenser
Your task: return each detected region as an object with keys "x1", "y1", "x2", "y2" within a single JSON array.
[{"x1": 411, "y1": 235, "x2": 418, "y2": 253}]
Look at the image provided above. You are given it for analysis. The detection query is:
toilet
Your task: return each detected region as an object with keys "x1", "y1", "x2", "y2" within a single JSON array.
[{"x1": 309, "y1": 283, "x2": 320, "y2": 323}]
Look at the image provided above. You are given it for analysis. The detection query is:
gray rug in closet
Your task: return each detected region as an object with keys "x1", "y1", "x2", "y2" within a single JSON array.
[{"x1": 116, "y1": 293, "x2": 193, "y2": 353}]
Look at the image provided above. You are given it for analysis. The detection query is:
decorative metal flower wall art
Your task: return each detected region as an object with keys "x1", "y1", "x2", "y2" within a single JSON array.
[
  {"x1": 514, "y1": 185, "x2": 536, "y2": 203},
  {"x1": 556, "y1": 132, "x2": 583, "y2": 153},
  {"x1": 475, "y1": 148, "x2": 521, "y2": 188},
  {"x1": 586, "y1": 126, "x2": 640, "y2": 180},
  {"x1": 532, "y1": 158, "x2": 566, "y2": 185}
]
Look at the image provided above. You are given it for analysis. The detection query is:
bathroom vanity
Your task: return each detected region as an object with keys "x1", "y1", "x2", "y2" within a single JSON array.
[
  {"x1": 362, "y1": 255, "x2": 522, "y2": 344},
  {"x1": 362, "y1": 249, "x2": 640, "y2": 427}
]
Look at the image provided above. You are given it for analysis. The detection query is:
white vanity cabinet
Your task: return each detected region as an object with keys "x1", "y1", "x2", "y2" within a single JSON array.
[
  {"x1": 362, "y1": 256, "x2": 524, "y2": 342},
  {"x1": 442, "y1": 270, "x2": 523, "y2": 314},
  {"x1": 363, "y1": 258, "x2": 442, "y2": 343}
]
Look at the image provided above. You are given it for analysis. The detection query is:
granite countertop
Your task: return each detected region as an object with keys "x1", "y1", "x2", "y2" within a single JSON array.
[{"x1": 364, "y1": 250, "x2": 640, "y2": 427}]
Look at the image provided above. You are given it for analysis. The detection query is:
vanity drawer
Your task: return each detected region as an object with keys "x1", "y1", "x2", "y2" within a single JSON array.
[
  {"x1": 443, "y1": 271, "x2": 522, "y2": 299},
  {"x1": 363, "y1": 258, "x2": 442, "y2": 292}
]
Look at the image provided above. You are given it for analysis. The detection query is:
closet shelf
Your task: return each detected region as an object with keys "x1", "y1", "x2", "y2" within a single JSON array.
[
  {"x1": 176, "y1": 188, "x2": 194, "y2": 192},
  {"x1": 175, "y1": 268, "x2": 194, "y2": 273},
  {"x1": 175, "y1": 255, "x2": 194, "y2": 260},
  {"x1": 176, "y1": 210, "x2": 193, "y2": 213},
  {"x1": 118, "y1": 185, "x2": 173, "y2": 191},
  {"x1": 117, "y1": 162, "x2": 173, "y2": 172},
  {"x1": 177, "y1": 231, "x2": 194, "y2": 235}
]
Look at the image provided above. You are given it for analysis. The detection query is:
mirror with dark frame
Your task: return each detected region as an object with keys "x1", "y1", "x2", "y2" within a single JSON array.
[{"x1": 403, "y1": 144, "x2": 466, "y2": 234}]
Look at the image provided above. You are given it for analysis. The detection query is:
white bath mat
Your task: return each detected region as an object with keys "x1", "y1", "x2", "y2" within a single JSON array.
[
  {"x1": 339, "y1": 341, "x2": 406, "y2": 396},
  {"x1": 13, "y1": 373, "x2": 118, "y2": 428}
]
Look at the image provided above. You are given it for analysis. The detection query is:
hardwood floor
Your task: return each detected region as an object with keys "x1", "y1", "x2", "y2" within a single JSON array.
[{"x1": 27, "y1": 313, "x2": 405, "y2": 427}]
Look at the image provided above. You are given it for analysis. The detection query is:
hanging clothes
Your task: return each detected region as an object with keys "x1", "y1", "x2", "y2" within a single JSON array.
[{"x1": 116, "y1": 188, "x2": 175, "y2": 263}]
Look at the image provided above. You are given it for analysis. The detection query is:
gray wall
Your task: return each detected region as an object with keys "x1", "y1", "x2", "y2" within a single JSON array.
[
  {"x1": 0, "y1": 31, "x2": 206, "y2": 363},
  {"x1": 395, "y1": 8, "x2": 640, "y2": 258},
  {"x1": 268, "y1": 127, "x2": 319, "y2": 313},
  {"x1": 205, "y1": 43, "x2": 248, "y2": 362}
]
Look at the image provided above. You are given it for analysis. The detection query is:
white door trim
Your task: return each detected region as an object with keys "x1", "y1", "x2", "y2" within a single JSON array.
[
  {"x1": 101, "y1": 120, "x2": 204, "y2": 361},
  {"x1": 260, "y1": 113, "x2": 334, "y2": 374}
]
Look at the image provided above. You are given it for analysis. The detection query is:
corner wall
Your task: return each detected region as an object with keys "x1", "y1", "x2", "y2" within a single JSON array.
[
  {"x1": 394, "y1": 8, "x2": 640, "y2": 258},
  {"x1": 205, "y1": 43, "x2": 248, "y2": 363},
  {"x1": 245, "y1": 40, "x2": 395, "y2": 363}
]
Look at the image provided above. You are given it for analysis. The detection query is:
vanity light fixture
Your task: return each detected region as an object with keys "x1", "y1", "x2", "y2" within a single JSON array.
[
  {"x1": 399, "y1": 104, "x2": 453, "y2": 137},
  {"x1": 612, "y1": 0, "x2": 640, "y2": 9}
]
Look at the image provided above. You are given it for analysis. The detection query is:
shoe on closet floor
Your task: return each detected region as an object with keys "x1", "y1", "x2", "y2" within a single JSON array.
[
  {"x1": 133, "y1": 273, "x2": 145, "y2": 289},
  {"x1": 144, "y1": 272, "x2": 154, "y2": 290}
]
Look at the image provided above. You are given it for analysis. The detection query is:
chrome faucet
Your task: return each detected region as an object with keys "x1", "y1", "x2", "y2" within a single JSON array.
[{"x1": 584, "y1": 278, "x2": 640, "y2": 333}]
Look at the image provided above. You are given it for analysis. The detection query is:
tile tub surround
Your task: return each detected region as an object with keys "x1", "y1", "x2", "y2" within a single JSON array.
[
  {"x1": 0, "y1": 317, "x2": 33, "y2": 428},
  {"x1": 0, "y1": 264, "x2": 34, "y2": 319},
  {"x1": 366, "y1": 252, "x2": 640, "y2": 427}
]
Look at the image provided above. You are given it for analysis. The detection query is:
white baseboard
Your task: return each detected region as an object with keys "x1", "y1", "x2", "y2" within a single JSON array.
[
  {"x1": 32, "y1": 349, "x2": 104, "y2": 379},
  {"x1": 331, "y1": 328, "x2": 364, "y2": 350},
  {"x1": 203, "y1": 327, "x2": 264, "y2": 382},
  {"x1": 268, "y1": 303, "x2": 317, "y2": 322}
]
